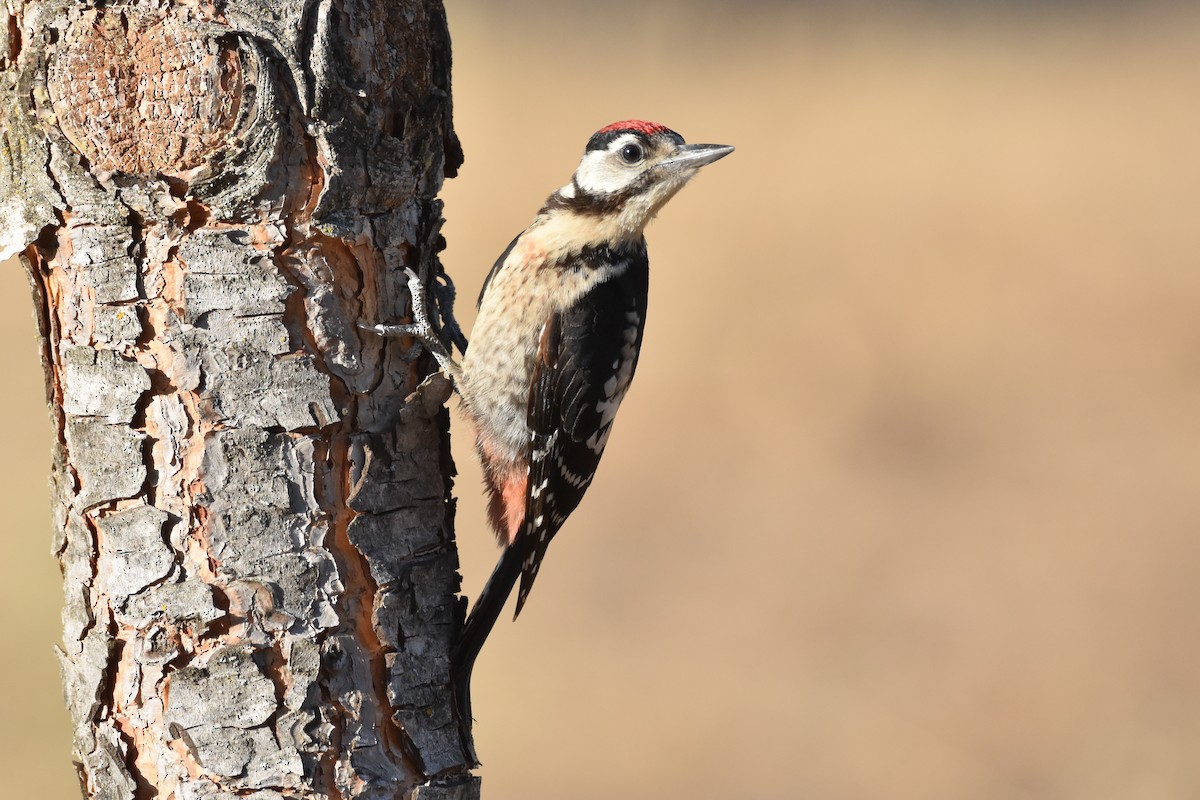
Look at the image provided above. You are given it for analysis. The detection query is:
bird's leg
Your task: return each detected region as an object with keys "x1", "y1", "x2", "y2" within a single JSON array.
[{"x1": 361, "y1": 268, "x2": 464, "y2": 386}]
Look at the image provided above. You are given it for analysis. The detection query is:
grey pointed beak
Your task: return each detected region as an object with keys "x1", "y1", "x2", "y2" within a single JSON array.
[{"x1": 662, "y1": 143, "x2": 735, "y2": 170}]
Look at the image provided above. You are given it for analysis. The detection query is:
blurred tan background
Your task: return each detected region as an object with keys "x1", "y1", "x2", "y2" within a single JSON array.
[{"x1": 5, "y1": 1, "x2": 1200, "y2": 797}]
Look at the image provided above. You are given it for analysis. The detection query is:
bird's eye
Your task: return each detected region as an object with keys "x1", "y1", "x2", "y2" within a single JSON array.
[{"x1": 619, "y1": 143, "x2": 644, "y2": 164}]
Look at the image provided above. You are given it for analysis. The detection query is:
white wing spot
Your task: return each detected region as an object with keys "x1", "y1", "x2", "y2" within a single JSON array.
[
  {"x1": 585, "y1": 427, "x2": 613, "y2": 453},
  {"x1": 591, "y1": 321, "x2": 641, "y2": 438},
  {"x1": 556, "y1": 454, "x2": 591, "y2": 488}
]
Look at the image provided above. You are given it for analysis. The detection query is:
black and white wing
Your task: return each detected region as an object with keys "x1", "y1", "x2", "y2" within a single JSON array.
[{"x1": 513, "y1": 254, "x2": 650, "y2": 616}]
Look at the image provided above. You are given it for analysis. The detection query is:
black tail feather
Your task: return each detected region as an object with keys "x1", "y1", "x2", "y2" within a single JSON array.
[{"x1": 451, "y1": 542, "x2": 526, "y2": 764}]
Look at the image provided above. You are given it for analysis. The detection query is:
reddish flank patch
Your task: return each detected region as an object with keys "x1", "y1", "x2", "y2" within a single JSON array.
[{"x1": 597, "y1": 119, "x2": 675, "y2": 137}]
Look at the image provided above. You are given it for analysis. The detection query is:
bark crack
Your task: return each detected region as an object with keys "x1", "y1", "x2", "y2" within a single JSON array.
[{"x1": 326, "y1": 433, "x2": 420, "y2": 782}]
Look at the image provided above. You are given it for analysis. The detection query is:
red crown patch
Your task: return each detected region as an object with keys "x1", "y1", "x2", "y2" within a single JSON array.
[{"x1": 596, "y1": 120, "x2": 675, "y2": 137}]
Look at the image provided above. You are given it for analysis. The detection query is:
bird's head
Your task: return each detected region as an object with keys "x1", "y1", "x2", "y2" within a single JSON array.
[{"x1": 546, "y1": 120, "x2": 734, "y2": 240}]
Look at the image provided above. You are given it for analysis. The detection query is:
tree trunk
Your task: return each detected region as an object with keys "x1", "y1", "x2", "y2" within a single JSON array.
[{"x1": 2, "y1": 1, "x2": 477, "y2": 797}]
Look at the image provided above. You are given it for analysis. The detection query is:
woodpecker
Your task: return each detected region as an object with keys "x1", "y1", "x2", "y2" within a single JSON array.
[{"x1": 363, "y1": 121, "x2": 732, "y2": 744}]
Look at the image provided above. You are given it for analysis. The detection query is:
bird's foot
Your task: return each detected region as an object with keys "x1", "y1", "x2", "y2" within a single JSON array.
[{"x1": 360, "y1": 268, "x2": 464, "y2": 382}]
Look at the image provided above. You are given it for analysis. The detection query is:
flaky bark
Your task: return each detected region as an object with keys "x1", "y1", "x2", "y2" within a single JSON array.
[{"x1": 2, "y1": 1, "x2": 476, "y2": 797}]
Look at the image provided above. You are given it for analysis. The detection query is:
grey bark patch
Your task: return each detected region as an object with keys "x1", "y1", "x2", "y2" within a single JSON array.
[
  {"x1": 322, "y1": 633, "x2": 408, "y2": 783},
  {"x1": 347, "y1": 510, "x2": 446, "y2": 585},
  {"x1": 342, "y1": 370, "x2": 470, "y2": 772},
  {"x1": 202, "y1": 347, "x2": 338, "y2": 430},
  {"x1": 202, "y1": 428, "x2": 341, "y2": 636},
  {"x1": 60, "y1": 345, "x2": 151, "y2": 423},
  {"x1": 0, "y1": 72, "x2": 59, "y2": 261},
  {"x1": 179, "y1": 233, "x2": 293, "y2": 320},
  {"x1": 120, "y1": 577, "x2": 224, "y2": 634},
  {"x1": 153, "y1": 307, "x2": 204, "y2": 392},
  {"x1": 405, "y1": 561, "x2": 460, "y2": 630},
  {"x1": 92, "y1": 305, "x2": 143, "y2": 347},
  {"x1": 65, "y1": 418, "x2": 147, "y2": 508},
  {"x1": 86, "y1": 723, "x2": 139, "y2": 800},
  {"x1": 411, "y1": 777, "x2": 482, "y2": 800},
  {"x1": 60, "y1": 513, "x2": 96, "y2": 653},
  {"x1": 197, "y1": 311, "x2": 291, "y2": 356},
  {"x1": 67, "y1": 224, "x2": 140, "y2": 303},
  {"x1": 57, "y1": 625, "x2": 113, "y2": 728},
  {"x1": 177, "y1": 786, "x2": 290, "y2": 800},
  {"x1": 349, "y1": 433, "x2": 448, "y2": 516},
  {"x1": 285, "y1": 245, "x2": 372, "y2": 392},
  {"x1": 392, "y1": 689, "x2": 464, "y2": 778},
  {"x1": 175, "y1": 231, "x2": 340, "y2": 429},
  {"x1": 183, "y1": 724, "x2": 303, "y2": 786},
  {"x1": 167, "y1": 645, "x2": 278, "y2": 730},
  {"x1": 281, "y1": 637, "x2": 321, "y2": 711},
  {"x1": 381, "y1": 557, "x2": 461, "y2": 775},
  {"x1": 367, "y1": 139, "x2": 421, "y2": 206},
  {"x1": 240, "y1": 727, "x2": 305, "y2": 788},
  {"x1": 95, "y1": 504, "x2": 173, "y2": 598}
]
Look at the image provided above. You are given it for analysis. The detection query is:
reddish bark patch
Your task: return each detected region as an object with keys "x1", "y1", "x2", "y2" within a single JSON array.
[{"x1": 47, "y1": 8, "x2": 243, "y2": 177}]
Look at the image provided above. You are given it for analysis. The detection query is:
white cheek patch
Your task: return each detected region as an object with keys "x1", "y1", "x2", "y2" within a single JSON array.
[{"x1": 573, "y1": 134, "x2": 641, "y2": 195}]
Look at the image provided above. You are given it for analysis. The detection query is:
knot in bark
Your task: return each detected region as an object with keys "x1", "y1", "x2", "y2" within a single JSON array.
[{"x1": 47, "y1": 7, "x2": 243, "y2": 177}]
